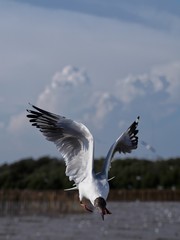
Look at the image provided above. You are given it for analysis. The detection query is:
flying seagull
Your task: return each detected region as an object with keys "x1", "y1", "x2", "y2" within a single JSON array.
[{"x1": 26, "y1": 104, "x2": 139, "y2": 220}]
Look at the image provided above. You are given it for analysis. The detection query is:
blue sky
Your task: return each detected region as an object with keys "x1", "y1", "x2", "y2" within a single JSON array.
[{"x1": 0, "y1": 0, "x2": 180, "y2": 163}]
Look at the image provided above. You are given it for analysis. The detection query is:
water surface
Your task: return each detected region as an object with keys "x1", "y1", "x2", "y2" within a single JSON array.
[{"x1": 0, "y1": 202, "x2": 180, "y2": 240}]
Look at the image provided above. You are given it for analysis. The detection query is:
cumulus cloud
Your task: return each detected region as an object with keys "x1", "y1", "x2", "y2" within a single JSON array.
[
  {"x1": 83, "y1": 91, "x2": 119, "y2": 128},
  {"x1": 40, "y1": 66, "x2": 120, "y2": 129},
  {"x1": 37, "y1": 61, "x2": 179, "y2": 129},
  {"x1": 151, "y1": 62, "x2": 180, "y2": 102},
  {"x1": 52, "y1": 66, "x2": 90, "y2": 88},
  {"x1": 7, "y1": 66, "x2": 91, "y2": 133},
  {"x1": 7, "y1": 65, "x2": 120, "y2": 134},
  {"x1": 7, "y1": 61, "x2": 180, "y2": 135},
  {"x1": 37, "y1": 65, "x2": 90, "y2": 113},
  {"x1": 93, "y1": 92, "x2": 118, "y2": 124},
  {"x1": 115, "y1": 61, "x2": 180, "y2": 106},
  {"x1": 94, "y1": 92, "x2": 117, "y2": 121},
  {"x1": 115, "y1": 75, "x2": 145, "y2": 103}
]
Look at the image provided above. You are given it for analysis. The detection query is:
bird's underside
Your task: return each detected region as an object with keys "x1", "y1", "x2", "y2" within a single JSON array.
[{"x1": 26, "y1": 103, "x2": 140, "y2": 220}]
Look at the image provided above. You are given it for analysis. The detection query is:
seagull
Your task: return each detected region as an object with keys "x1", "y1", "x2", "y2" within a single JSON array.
[{"x1": 26, "y1": 104, "x2": 139, "y2": 220}]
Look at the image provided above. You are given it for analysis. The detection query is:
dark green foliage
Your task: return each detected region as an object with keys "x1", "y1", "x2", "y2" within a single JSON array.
[{"x1": 0, "y1": 156, "x2": 180, "y2": 190}]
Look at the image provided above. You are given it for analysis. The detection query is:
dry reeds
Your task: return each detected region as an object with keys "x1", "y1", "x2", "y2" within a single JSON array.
[
  {"x1": 0, "y1": 190, "x2": 82, "y2": 216},
  {"x1": 0, "y1": 189, "x2": 180, "y2": 216}
]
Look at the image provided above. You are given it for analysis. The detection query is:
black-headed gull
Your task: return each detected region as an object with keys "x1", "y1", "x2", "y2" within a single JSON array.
[{"x1": 26, "y1": 104, "x2": 139, "y2": 220}]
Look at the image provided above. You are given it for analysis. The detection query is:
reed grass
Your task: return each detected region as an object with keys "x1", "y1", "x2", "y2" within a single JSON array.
[{"x1": 0, "y1": 189, "x2": 180, "y2": 216}]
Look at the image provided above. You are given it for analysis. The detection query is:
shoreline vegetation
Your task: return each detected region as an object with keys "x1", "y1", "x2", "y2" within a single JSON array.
[
  {"x1": 0, "y1": 156, "x2": 180, "y2": 190},
  {"x1": 0, "y1": 156, "x2": 180, "y2": 215}
]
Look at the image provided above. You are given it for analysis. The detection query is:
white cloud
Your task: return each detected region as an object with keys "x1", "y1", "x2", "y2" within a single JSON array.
[
  {"x1": 36, "y1": 65, "x2": 91, "y2": 113},
  {"x1": 95, "y1": 92, "x2": 117, "y2": 120},
  {"x1": 7, "y1": 66, "x2": 92, "y2": 134},
  {"x1": 84, "y1": 91, "x2": 118, "y2": 128},
  {"x1": 115, "y1": 61, "x2": 180, "y2": 106},
  {"x1": 151, "y1": 62, "x2": 180, "y2": 102},
  {"x1": 7, "y1": 61, "x2": 180, "y2": 135},
  {"x1": 7, "y1": 65, "x2": 120, "y2": 134},
  {"x1": 52, "y1": 65, "x2": 90, "y2": 88},
  {"x1": 36, "y1": 66, "x2": 120, "y2": 129},
  {"x1": 115, "y1": 75, "x2": 145, "y2": 103},
  {"x1": 36, "y1": 86, "x2": 57, "y2": 112}
]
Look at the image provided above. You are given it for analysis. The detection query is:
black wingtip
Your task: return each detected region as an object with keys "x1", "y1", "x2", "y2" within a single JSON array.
[
  {"x1": 26, "y1": 103, "x2": 44, "y2": 115},
  {"x1": 134, "y1": 116, "x2": 140, "y2": 126},
  {"x1": 26, "y1": 109, "x2": 31, "y2": 113}
]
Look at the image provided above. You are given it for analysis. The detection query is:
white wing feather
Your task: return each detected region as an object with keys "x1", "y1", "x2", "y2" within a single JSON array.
[
  {"x1": 26, "y1": 104, "x2": 94, "y2": 184},
  {"x1": 102, "y1": 116, "x2": 140, "y2": 178}
]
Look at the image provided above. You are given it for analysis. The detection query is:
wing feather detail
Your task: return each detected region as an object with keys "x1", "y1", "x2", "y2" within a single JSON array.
[
  {"x1": 26, "y1": 104, "x2": 94, "y2": 184},
  {"x1": 102, "y1": 116, "x2": 140, "y2": 178}
]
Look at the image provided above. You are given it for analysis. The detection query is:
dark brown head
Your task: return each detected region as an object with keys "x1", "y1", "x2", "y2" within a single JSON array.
[{"x1": 94, "y1": 197, "x2": 111, "y2": 220}]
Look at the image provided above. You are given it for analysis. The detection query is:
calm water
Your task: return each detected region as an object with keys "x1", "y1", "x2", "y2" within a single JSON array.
[{"x1": 0, "y1": 202, "x2": 180, "y2": 240}]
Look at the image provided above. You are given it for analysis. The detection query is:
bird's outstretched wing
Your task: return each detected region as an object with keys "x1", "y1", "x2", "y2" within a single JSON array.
[
  {"x1": 26, "y1": 104, "x2": 94, "y2": 184},
  {"x1": 101, "y1": 116, "x2": 140, "y2": 178}
]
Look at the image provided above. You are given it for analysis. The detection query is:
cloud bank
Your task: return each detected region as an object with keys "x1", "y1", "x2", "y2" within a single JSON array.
[
  {"x1": 115, "y1": 61, "x2": 180, "y2": 107},
  {"x1": 7, "y1": 61, "x2": 180, "y2": 135}
]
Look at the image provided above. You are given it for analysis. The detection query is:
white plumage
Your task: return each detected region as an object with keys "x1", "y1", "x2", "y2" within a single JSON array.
[{"x1": 27, "y1": 104, "x2": 139, "y2": 220}]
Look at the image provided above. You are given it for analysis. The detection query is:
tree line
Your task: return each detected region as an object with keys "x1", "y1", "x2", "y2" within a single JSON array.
[{"x1": 0, "y1": 156, "x2": 180, "y2": 190}]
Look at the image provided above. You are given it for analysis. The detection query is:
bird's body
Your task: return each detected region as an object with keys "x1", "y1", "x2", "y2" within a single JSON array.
[
  {"x1": 27, "y1": 104, "x2": 139, "y2": 220},
  {"x1": 78, "y1": 172, "x2": 109, "y2": 205}
]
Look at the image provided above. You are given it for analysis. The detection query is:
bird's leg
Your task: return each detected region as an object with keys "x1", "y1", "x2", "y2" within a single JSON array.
[{"x1": 80, "y1": 201, "x2": 93, "y2": 213}]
